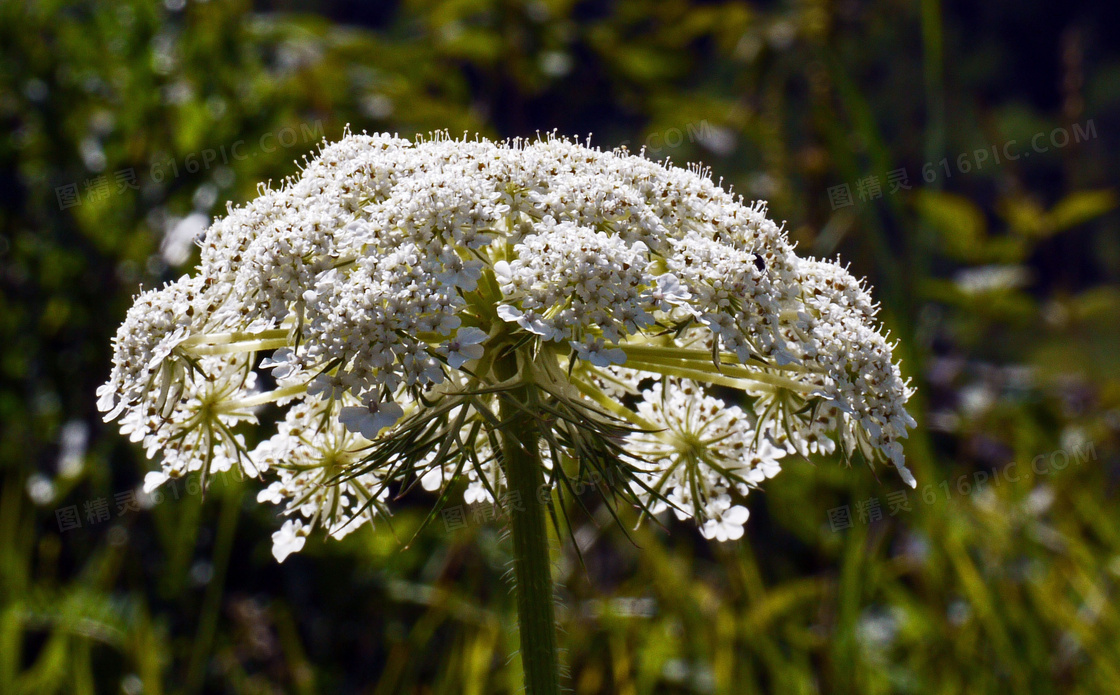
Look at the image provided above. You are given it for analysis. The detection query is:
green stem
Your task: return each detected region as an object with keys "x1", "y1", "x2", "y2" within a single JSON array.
[
  {"x1": 185, "y1": 482, "x2": 242, "y2": 694},
  {"x1": 497, "y1": 355, "x2": 560, "y2": 695}
]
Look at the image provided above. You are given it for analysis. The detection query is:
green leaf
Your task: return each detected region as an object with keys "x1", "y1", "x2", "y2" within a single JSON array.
[
  {"x1": 998, "y1": 194, "x2": 1047, "y2": 238},
  {"x1": 914, "y1": 190, "x2": 987, "y2": 262},
  {"x1": 1045, "y1": 189, "x2": 1118, "y2": 233}
]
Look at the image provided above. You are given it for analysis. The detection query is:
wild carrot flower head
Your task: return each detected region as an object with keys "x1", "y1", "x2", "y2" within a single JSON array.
[{"x1": 100, "y1": 132, "x2": 916, "y2": 559}]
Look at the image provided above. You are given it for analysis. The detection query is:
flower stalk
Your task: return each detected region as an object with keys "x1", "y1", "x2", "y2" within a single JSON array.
[{"x1": 495, "y1": 352, "x2": 560, "y2": 694}]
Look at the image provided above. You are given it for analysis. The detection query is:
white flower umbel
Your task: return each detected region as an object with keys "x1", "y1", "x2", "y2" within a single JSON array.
[
  {"x1": 102, "y1": 131, "x2": 916, "y2": 695},
  {"x1": 102, "y1": 131, "x2": 916, "y2": 557}
]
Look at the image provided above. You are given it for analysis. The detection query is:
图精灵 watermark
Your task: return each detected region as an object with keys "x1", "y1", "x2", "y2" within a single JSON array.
[
  {"x1": 53, "y1": 465, "x2": 247, "y2": 533},
  {"x1": 54, "y1": 120, "x2": 325, "y2": 211},
  {"x1": 826, "y1": 119, "x2": 1098, "y2": 210},
  {"x1": 826, "y1": 439, "x2": 1098, "y2": 532}
]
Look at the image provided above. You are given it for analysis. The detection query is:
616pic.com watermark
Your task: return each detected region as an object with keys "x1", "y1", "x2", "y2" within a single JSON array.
[
  {"x1": 826, "y1": 440, "x2": 1098, "y2": 532},
  {"x1": 827, "y1": 119, "x2": 1098, "y2": 210},
  {"x1": 54, "y1": 120, "x2": 325, "y2": 211}
]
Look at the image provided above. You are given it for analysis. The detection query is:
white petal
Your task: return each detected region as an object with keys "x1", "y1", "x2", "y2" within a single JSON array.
[
  {"x1": 372, "y1": 402, "x2": 404, "y2": 431},
  {"x1": 496, "y1": 304, "x2": 523, "y2": 323},
  {"x1": 143, "y1": 471, "x2": 169, "y2": 494},
  {"x1": 257, "y1": 483, "x2": 285, "y2": 505},
  {"x1": 493, "y1": 260, "x2": 512, "y2": 282},
  {"x1": 897, "y1": 464, "x2": 917, "y2": 489},
  {"x1": 420, "y1": 467, "x2": 444, "y2": 492},
  {"x1": 338, "y1": 406, "x2": 366, "y2": 433},
  {"x1": 455, "y1": 326, "x2": 489, "y2": 345},
  {"x1": 271, "y1": 520, "x2": 306, "y2": 563},
  {"x1": 724, "y1": 505, "x2": 750, "y2": 525}
]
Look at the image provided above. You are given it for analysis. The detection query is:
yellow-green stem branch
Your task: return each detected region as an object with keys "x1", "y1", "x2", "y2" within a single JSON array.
[
  {"x1": 181, "y1": 327, "x2": 291, "y2": 347},
  {"x1": 217, "y1": 383, "x2": 307, "y2": 412},
  {"x1": 186, "y1": 338, "x2": 292, "y2": 356},
  {"x1": 623, "y1": 358, "x2": 817, "y2": 394}
]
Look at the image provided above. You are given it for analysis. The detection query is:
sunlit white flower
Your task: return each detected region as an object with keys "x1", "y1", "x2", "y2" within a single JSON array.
[
  {"x1": 143, "y1": 471, "x2": 170, "y2": 494},
  {"x1": 496, "y1": 304, "x2": 559, "y2": 340},
  {"x1": 700, "y1": 500, "x2": 750, "y2": 542},
  {"x1": 254, "y1": 398, "x2": 392, "y2": 559},
  {"x1": 439, "y1": 326, "x2": 488, "y2": 368},
  {"x1": 307, "y1": 372, "x2": 349, "y2": 400},
  {"x1": 339, "y1": 400, "x2": 404, "y2": 439},
  {"x1": 101, "y1": 131, "x2": 915, "y2": 560},
  {"x1": 271, "y1": 519, "x2": 307, "y2": 562},
  {"x1": 650, "y1": 273, "x2": 691, "y2": 311},
  {"x1": 571, "y1": 338, "x2": 627, "y2": 368},
  {"x1": 260, "y1": 347, "x2": 300, "y2": 379}
]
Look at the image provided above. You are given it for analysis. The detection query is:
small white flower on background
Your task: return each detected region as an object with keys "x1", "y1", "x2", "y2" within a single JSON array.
[
  {"x1": 143, "y1": 471, "x2": 169, "y2": 494},
  {"x1": 700, "y1": 503, "x2": 750, "y2": 542},
  {"x1": 420, "y1": 467, "x2": 445, "y2": 492},
  {"x1": 744, "y1": 440, "x2": 786, "y2": 484},
  {"x1": 271, "y1": 519, "x2": 307, "y2": 562}
]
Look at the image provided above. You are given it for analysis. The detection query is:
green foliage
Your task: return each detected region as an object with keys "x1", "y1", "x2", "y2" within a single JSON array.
[{"x1": 2, "y1": 0, "x2": 1118, "y2": 692}]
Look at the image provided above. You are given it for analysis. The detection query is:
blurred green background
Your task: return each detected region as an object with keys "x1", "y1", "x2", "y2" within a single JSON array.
[{"x1": 2, "y1": 0, "x2": 1119, "y2": 692}]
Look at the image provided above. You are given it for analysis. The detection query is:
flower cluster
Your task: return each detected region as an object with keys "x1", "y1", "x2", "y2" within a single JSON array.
[
  {"x1": 627, "y1": 379, "x2": 785, "y2": 541},
  {"x1": 100, "y1": 132, "x2": 916, "y2": 559}
]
